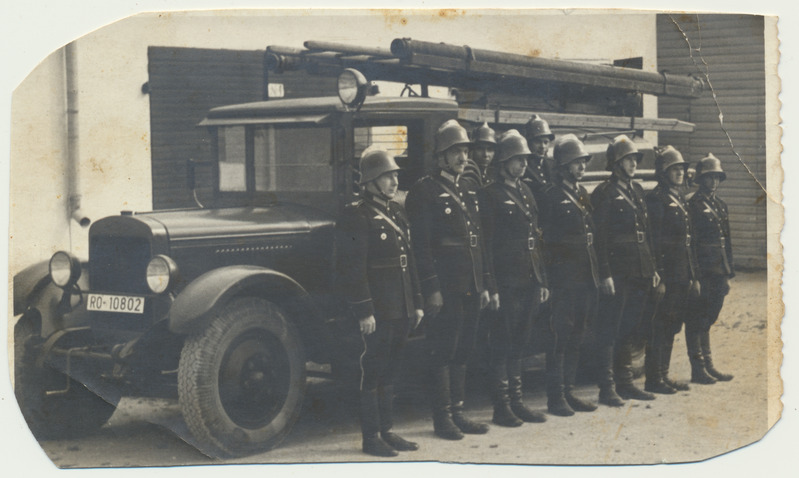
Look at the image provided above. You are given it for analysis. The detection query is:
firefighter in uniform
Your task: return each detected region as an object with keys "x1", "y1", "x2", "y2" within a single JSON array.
[
  {"x1": 336, "y1": 147, "x2": 425, "y2": 457},
  {"x1": 462, "y1": 122, "x2": 497, "y2": 189},
  {"x1": 480, "y1": 130, "x2": 549, "y2": 427},
  {"x1": 405, "y1": 119, "x2": 493, "y2": 440},
  {"x1": 523, "y1": 114, "x2": 555, "y2": 206},
  {"x1": 541, "y1": 134, "x2": 601, "y2": 416},
  {"x1": 686, "y1": 153, "x2": 735, "y2": 384},
  {"x1": 591, "y1": 135, "x2": 661, "y2": 406},
  {"x1": 643, "y1": 146, "x2": 699, "y2": 394}
]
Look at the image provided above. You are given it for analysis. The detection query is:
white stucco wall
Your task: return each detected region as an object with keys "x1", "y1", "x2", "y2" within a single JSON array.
[{"x1": 9, "y1": 10, "x2": 656, "y2": 277}]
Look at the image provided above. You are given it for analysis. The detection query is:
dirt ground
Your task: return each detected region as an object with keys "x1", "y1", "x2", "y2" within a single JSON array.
[{"x1": 4, "y1": 269, "x2": 792, "y2": 476}]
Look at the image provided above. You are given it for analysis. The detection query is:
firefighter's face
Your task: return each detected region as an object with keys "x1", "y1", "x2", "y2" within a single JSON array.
[
  {"x1": 368, "y1": 171, "x2": 399, "y2": 199},
  {"x1": 567, "y1": 158, "x2": 588, "y2": 182},
  {"x1": 529, "y1": 137, "x2": 551, "y2": 158},
  {"x1": 472, "y1": 144, "x2": 495, "y2": 169},
  {"x1": 502, "y1": 156, "x2": 527, "y2": 180},
  {"x1": 616, "y1": 155, "x2": 638, "y2": 178},
  {"x1": 700, "y1": 173, "x2": 721, "y2": 193},
  {"x1": 666, "y1": 165, "x2": 685, "y2": 187},
  {"x1": 440, "y1": 145, "x2": 470, "y2": 175}
]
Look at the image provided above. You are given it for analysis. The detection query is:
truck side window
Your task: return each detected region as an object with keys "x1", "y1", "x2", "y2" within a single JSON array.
[
  {"x1": 254, "y1": 125, "x2": 333, "y2": 192},
  {"x1": 218, "y1": 126, "x2": 247, "y2": 192}
]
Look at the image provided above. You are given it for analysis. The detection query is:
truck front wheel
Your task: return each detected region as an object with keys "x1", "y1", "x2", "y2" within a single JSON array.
[{"x1": 178, "y1": 297, "x2": 306, "y2": 458}]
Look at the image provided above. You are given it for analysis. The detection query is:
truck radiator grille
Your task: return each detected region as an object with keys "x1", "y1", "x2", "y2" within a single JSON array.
[{"x1": 89, "y1": 236, "x2": 152, "y2": 294}]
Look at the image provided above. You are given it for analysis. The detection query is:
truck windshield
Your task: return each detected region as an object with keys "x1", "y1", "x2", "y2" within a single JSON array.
[{"x1": 217, "y1": 125, "x2": 333, "y2": 193}]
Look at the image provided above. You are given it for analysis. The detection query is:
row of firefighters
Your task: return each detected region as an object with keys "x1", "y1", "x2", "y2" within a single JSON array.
[{"x1": 334, "y1": 115, "x2": 735, "y2": 457}]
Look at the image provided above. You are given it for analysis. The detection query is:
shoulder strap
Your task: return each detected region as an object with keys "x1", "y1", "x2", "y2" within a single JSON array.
[
  {"x1": 434, "y1": 178, "x2": 471, "y2": 216},
  {"x1": 363, "y1": 202, "x2": 410, "y2": 245}
]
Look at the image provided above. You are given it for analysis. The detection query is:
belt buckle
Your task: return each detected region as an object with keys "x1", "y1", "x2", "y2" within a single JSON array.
[
  {"x1": 636, "y1": 231, "x2": 645, "y2": 243},
  {"x1": 528, "y1": 237, "x2": 535, "y2": 251},
  {"x1": 686, "y1": 234, "x2": 692, "y2": 247},
  {"x1": 399, "y1": 254, "x2": 408, "y2": 268},
  {"x1": 470, "y1": 234, "x2": 478, "y2": 248},
  {"x1": 586, "y1": 232, "x2": 593, "y2": 246}
]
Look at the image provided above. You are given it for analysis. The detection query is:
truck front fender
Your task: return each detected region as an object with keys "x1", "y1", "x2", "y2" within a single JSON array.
[{"x1": 168, "y1": 265, "x2": 310, "y2": 335}]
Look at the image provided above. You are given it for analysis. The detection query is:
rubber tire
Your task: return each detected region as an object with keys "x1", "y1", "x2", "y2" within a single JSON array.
[
  {"x1": 178, "y1": 298, "x2": 306, "y2": 458},
  {"x1": 13, "y1": 314, "x2": 116, "y2": 440}
]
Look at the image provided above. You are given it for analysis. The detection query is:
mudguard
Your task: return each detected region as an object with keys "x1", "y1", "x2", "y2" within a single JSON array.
[
  {"x1": 168, "y1": 265, "x2": 309, "y2": 335},
  {"x1": 13, "y1": 261, "x2": 51, "y2": 317}
]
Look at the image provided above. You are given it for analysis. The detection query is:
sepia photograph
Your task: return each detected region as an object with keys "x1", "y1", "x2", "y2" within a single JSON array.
[{"x1": 1, "y1": 2, "x2": 791, "y2": 477}]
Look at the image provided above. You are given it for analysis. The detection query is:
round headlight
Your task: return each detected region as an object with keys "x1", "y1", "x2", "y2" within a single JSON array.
[
  {"x1": 49, "y1": 251, "x2": 81, "y2": 288},
  {"x1": 338, "y1": 68, "x2": 368, "y2": 108},
  {"x1": 146, "y1": 255, "x2": 178, "y2": 294}
]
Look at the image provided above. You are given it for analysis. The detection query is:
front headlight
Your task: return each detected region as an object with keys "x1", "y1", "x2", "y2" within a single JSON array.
[
  {"x1": 146, "y1": 255, "x2": 179, "y2": 294},
  {"x1": 49, "y1": 251, "x2": 81, "y2": 288}
]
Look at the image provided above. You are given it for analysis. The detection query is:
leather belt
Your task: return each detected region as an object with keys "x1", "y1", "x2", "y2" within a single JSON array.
[
  {"x1": 497, "y1": 237, "x2": 537, "y2": 251},
  {"x1": 610, "y1": 231, "x2": 646, "y2": 244},
  {"x1": 369, "y1": 254, "x2": 408, "y2": 269},
  {"x1": 439, "y1": 234, "x2": 480, "y2": 248},
  {"x1": 663, "y1": 234, "x2": 692, "y2": 247},
  {"x1": 558, "y1": 232, "x2": 593, "y2": 246}
]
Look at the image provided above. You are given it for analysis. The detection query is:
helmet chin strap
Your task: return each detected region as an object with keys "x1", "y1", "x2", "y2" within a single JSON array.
[{"x1": 368, "y1": 181, "x2": 393, "y2": 201}]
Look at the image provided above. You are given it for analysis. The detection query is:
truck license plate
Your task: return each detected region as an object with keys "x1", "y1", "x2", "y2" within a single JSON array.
[{"x1": 87, "y1": 293, "x2": 145, "y2": 314}]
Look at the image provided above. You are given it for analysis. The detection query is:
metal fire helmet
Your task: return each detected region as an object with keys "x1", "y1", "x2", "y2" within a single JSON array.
[
  {"x1": 472, "y1": 122, "x2": 497, "y2": 145},
  {"x1": 553, "y1": 133, "x2": 592, "y2": 168},
  {"x1": 359, "y1": 146, "x2": 400, "y2": 185},
  {"x1": 524, "y1": 114, "x2": 555, "y2": 141},
  {"x1": 695, "y1": 153, "x2": 727, "y2": 182},
  {"x1": 435, "y1": 119, "x2": 472, "y2": 154},
  {"x1": 495, "y1": 129, "x2": 532, "y2": 163},
  {"x1": 654, "y1": 145, "x2": 688, "y2": 176},
  {"x1": 605, "y1": 135, "x2": 644, "y2": 171}
]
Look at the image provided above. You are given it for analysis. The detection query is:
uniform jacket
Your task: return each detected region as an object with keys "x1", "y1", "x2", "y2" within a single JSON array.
[
  {"x1": 522, "y1": 156, "x2": 552, "y2": 207},
  {"x1": 335, "y1": 192, "x2": 423, "y2": 321},
  {"x1": 645, "y1": 184, "x2": 699, "y2": 284},
  {"x1": 591, "y1": 176, "x2": 656, "y2": 280},
  {"x1": 480, "y1": 179, "x2": 547, "y2": 291},
  {"x1": 405, "y1": 170, "x2": 491, "y2": 297},
  {"x1": 541, "y1": 180, "x2": 600, "y2": 288},
  {"x1": 687, "y1": 190, "x2": 735, "y2": 278}
]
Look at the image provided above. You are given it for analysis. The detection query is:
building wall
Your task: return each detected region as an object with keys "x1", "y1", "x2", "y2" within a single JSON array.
[
  {"x1": 10, "y1": 10, "x2": 658, "y2": 276},
  {"x1": 658, "y1": 14, "x2": 767, "y2": 268}
]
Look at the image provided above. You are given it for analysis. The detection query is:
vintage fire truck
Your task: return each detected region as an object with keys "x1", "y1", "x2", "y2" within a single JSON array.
[{"x1": 13, "y1": 39, "x2": 702, "y2": 458}]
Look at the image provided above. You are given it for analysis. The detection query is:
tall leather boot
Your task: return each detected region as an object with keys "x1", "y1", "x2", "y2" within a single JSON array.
[
  {"x1": 508, "y1": 360, "x2": 546, "y2": 422},
  {"x1": 701, "y1": 331, "x2": 733, "y2": 381},
  {"x1": 614, "y1": 343, "x2": 655, "y2": 401},
  {"x1": 661, "y1": 337, "x2": 689, "y2": 391},
  {"x1": 431, "y1": 366, "x2": 463, "y2": 440},
  {"x1": 686, "y1": 329, "x2": 716, "y2": 384},
  {"x1": 378, "y1": 385, "x2": 418, "y2": 451},
  {"x1": 546, "y1": 351, "x2": 574, "y2": 416},
  {"x1": 360, "y1": 389, "x2": 398, "y2": 457},
  {"x1": 644, "y1": 344, "x2": 676, "y2": 394},
  {"x1": 450, "y1": 364, "x2": 489, "y2": 434},
  {"x1": 492, "y1": 378, "x2": 523, "y2": 427},
  {"x1": 596, "y1": 346, "x2": 625, "y2": 407},
  {"x1": 563, "y1": 350, "x2": 597, "y2": 412}
]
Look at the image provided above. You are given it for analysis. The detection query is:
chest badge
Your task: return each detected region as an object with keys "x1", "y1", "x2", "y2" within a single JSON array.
[
  {"x1": 380, "y1": 233, "x2": 387, "y2": 240},
  {"x1": 445, "y1": 207, "x2": 452, "y2": 215}
]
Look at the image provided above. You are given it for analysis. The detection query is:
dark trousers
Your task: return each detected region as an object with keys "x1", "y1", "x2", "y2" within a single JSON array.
[
  {"x1": 546, "y1": 284, "x2": 595, "y2": 395},
  {"x1": 426, "y1": 286, "x2": 481, "y2": 368},
  {"x1": 594, "y1": 276, "x2": 650, "y2": 386},
  {"x1": 359, "y1": 318, "x2": 410, "y2": 392},
  {"x1": 650, "y1": 281, "x2": 690, "y2": 348},
  {"x1": 686, "y1": 275, "x2": 729, "y2": 333},
  {"x1": 489, "y1": 285, "x2": 539, "y2": 381}
]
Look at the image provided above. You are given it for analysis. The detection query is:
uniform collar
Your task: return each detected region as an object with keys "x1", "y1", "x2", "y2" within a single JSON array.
[
  {"x1": 439, "y1": 169, "x2": 459, "y2": 186},
  {"x1": 362, "y1": 191, "x2": 390, "y2": 210}
]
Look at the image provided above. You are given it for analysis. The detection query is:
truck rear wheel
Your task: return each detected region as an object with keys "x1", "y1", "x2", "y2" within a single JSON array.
[
  {"x1": 178, "y1": 297, "x2": 306, "y2": 458},
  {"x1": 13, "y1": 314, "x2": 116, "y2": 440}
]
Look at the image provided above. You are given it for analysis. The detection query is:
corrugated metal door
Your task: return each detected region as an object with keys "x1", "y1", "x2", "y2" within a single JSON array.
[{"x1": 657, "y1": 14, "x2": 766, "y2": 268}]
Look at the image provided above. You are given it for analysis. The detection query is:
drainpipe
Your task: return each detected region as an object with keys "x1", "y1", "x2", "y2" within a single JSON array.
[{"x1": 65, "y1": 41, "x2": 90, "y2": 228}]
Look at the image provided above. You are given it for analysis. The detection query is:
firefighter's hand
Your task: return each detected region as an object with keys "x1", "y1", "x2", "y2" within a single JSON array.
[
  {"x1": 489, "y1": 293, "x2": 500, "y2": 311},
  {"x1": 359, "y1": 315, "x2": 376, "y2": 335},
  {"x1": 653, "y1": 271, "x2": 662, "y2": 289},
  {"x1": 425, "y1": 291, "x2": 443, "y2": 318},
  {"x1": 413, "y1": 309, "x2": 424, "y2": 329},
  {"x1": 689, "y1": 280, "x2": 701, "y2": 298},
  {"x1": 600, "y1": 277, "x2": 615, "y2": 296},
  {"x1": 654, "y1": 282, "x2": 666, "y2": 303},
  {"x1": 540, "y1": 287, "x2": 550, "y2": 304},
  {"x1": 479, "y1": 290, "x2": 491, "y2": 310}
]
